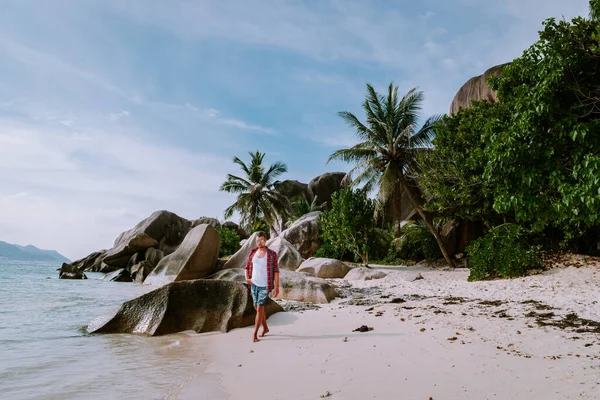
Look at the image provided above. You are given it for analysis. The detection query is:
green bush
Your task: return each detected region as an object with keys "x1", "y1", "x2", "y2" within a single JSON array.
[
  {"x1": 315, "y1": 241, "x2": 343, "y2": 259},
  {"x1": 216, "y1": 226, "x2": 241, "y2": 257},
  {"x1": 466, "y1": 223, "x2": 542, "y2": 281},
  {"x1": 394, "y1": 221, "x2": 442, "y2": 262},
  {"x1": 319, "y1": 187, "x2": 376, "y2": 265}
]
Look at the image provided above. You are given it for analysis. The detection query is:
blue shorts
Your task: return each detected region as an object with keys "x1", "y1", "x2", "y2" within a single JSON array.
[{"x1": 251, "y1": 283, "x2": 269, "y2": 307}]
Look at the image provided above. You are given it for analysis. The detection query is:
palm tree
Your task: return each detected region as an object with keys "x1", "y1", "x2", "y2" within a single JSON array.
[
  {"x1": 590, "y1": 0, "x2": 600, "y2": 20},
  {"x1": 328, "y1": 83, "x2": 456, "y2": 268},
  {"x1": 220, "y1": 151, "x2": 290, "y2": 236}
]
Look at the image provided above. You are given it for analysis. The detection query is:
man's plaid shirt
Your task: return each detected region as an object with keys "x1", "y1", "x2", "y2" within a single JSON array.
[{"x1": 245, "y1": 247, "x2": 279, "y2": 292}]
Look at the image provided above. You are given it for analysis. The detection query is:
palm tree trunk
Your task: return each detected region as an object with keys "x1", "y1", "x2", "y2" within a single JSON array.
[{"x1": 397, "y1": 172, "x2": 457, "y2": 268}]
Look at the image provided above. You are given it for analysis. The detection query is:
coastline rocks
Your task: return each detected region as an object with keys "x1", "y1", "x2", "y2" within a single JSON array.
[
  {"x1": 102, "y1": 268, "x2": 133, "y2": 282},
  {"x1": 191, "y1": 217, "x2": 220, "y2": 228},
  {"x1": 297, "y1": 257, "x2": 351, "y2": 279},
  {"x1": 77, "y1": 210, "x2": 192, "y2": 273},
  {"x1": 281, "y1": 212, "x2": 321, "y2": 258},
  {"x1": 71, "y1": 250, "x2": 107, "y2": 272},
  {"x1": 131, "y1": 261, "x2": 154, "y2": 283},
  {"x1": 99, "y1": 262, "x2": 122, "y2": 273},
  {"x1": 59, "y1": 263, "x2": 88, "y2": 279},
  {"x1": 343, "y1": 267, "x2": 386, "y2": 281},
  {"x1": 208, "y1": 269, "x2": 337, "y2": 304},
  {"x1": 143, "y1": 224, "x2": 220, "y2": 286},
  {"x1": 88, "y1": 280, "x2": 283, "y2": 336},
  {"x1": 222, "y1": 232, "x2": 261, "y2": 269},
  {"x1": 102, "y1": 210, "x2": 192, "y2": 268},
  {"x1": 265, "y1": 236, "x2": 303, "y2": 271},
  {"x1": 144, "y1": 247, "x2": 165, "y2": 267}
]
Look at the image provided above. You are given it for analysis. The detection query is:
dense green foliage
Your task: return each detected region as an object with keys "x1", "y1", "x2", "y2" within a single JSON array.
[
  {"x1": 220, "y1": 151, "x2": 290, "y2": 234},
  {"x1": 420, "y1": 10, "x2": 600, "y2": 254},
  {"x1": 287, "y1": 194, "x2": 326, "y2": 225},
  {"x1": 418, "y1": 101, "x2": 508, "y2": 227},
  {"x1": 467, "y1": 224, "x2": 542, "y2": 281},
  {"x1": 486, "y1": 16, "x2": 600, "y2": 238},
  {"x1": 393, "y1": 221, "x2": 443, "y2": 262},
  {"x1": 319, "y1": 187, "x2": 377, "y2": 265},
  {"x1": 215, "y1": 226, "x2": 241, "y2": 257}
]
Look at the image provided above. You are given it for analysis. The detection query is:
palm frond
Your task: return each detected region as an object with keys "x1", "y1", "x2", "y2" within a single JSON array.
[
  {"x1": 396, "y1": 88, "x2": 424, "y2": 130},
  {"x1": 232, "y1": 156, "x2": 251, "y2": 177},
  {"x1": 409, "y1": 114, "x2": 441, "y2": 148},
  {"x1": 338, "y1": 111, "x2": 376, "y2": 142},
  {"x1": 328, "y1": 146, "x2": 377, "y2": 164}
]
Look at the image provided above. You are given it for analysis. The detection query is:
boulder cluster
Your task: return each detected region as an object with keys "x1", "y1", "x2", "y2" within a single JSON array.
[{"x1": 69, "y1": 172, "x2": 388, "y2": 336}]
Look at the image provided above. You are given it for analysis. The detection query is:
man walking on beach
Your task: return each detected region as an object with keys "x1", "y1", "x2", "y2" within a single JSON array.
[{"x1": 244, "y1": 231, "x2": 280, "y2": 342}]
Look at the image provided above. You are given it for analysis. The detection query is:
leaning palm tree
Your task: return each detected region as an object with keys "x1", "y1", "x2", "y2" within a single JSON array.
[
  {"x1": 591, "y1": 0, "x2": 600, "y2": 20},
  {"x1": 220, "y1": 151, "x2": 290, "y2": 236},
  {"x1": 328, "y1": 83, "x2": 456, "y2": 268}
]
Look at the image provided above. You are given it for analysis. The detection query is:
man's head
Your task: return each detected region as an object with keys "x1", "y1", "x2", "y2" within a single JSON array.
[{"x1": 256, "y1": 231, "x2": 267, "y2": 249}]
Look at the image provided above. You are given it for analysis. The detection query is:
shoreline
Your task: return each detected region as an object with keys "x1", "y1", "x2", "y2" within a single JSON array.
[{"x1": 181, "y1": 263, "x2": 600, "y2": 400}]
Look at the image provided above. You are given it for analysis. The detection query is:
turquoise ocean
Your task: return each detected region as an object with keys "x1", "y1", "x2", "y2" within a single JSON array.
[{"x1": 0, "y1": 261, "x2": 211, "y2": 400}]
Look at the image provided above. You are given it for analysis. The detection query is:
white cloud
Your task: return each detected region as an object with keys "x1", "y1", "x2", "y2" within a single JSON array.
[
  {"x1": 108, "y1": 110, "x2": 130, "y2": 121},
  {"x1": 0, "y1": 117, "x2": 237, "y2": 259}
]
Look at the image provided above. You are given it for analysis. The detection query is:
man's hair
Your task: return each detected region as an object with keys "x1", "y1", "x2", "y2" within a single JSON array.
[{"x1": 256, "y1": 231, "x2": 267, "y2": 238}]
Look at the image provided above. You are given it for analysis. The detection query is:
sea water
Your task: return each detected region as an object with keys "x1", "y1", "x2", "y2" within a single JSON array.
[{"x1": 0, "y1": 261, "x2": 211, "y2": 400}]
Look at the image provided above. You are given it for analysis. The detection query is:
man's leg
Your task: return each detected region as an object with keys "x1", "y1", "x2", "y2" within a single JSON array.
[
  {"x1": 253, "y1": 306, "x2": 265, "y2": 342},
  {"x1": 260, "y1": 310, "x2": 269, "y2": 337}
]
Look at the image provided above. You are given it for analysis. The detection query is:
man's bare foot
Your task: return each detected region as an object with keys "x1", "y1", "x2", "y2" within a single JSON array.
[
  {"x1": 259, "y1": 328, "x2": 269, "y2": 337},
  {"x1": 253, "y1": 336, "x2": 260, "y2": 342}
]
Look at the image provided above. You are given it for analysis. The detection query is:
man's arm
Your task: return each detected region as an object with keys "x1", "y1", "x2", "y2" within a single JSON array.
[
  {"x1": 272, "y1": 252, "x2": 280, "y2": 296},
  {"x1": 273, "y1": 271, "x2": 280, "y2": 297},
  {"x1": 244, "y1": 250, "x2": 254, "y2": 285}
]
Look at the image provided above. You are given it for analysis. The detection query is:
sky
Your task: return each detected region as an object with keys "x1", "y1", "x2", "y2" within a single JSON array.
[{"x1": 0, "y1": 0, "x2": 590, "y2": 260}]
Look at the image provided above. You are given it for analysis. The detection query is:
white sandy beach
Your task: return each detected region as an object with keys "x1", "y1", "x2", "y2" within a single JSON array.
[{"x1": 181, "y1": 257, "x2": 600, "y2": 400}]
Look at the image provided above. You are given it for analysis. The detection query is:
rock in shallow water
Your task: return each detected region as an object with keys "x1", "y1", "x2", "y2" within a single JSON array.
[
  {"x1": 59, "y1": 263, "x2": 87, "y2": 279},
  {"x1": 88, "y1": 280, "x2": 282, "y2": 336}
]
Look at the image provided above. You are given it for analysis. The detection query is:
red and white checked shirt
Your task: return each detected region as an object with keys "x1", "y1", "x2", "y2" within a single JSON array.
[{"x1": 245, "y1": 247, "x2": 279, "y2": 292}]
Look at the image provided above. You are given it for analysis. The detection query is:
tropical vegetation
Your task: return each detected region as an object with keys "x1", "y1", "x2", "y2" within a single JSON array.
[
  {"x1": 220, "y1": 151, "x2": 290, "y2": 236},
  {"x1": 328, "y1": 84, "x2": 456, "y2": 267}
]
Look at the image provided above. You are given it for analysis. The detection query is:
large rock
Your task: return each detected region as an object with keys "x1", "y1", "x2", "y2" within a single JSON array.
[
  {"x1": 143, "y1": 224, "x2": 220, "y2": 285},
  {"x1": 344, "y1": 267, "x2": 386, "y2": 281},
  {"x1": 449, "y1": 63, "x2": 509, "y2": 115},
  {"x1": 101, "y1": 211, "x2": 192, "y2": 270},
  {"x1": 222, "y1": 232, "x2": 262, "y2": 269},
  {"x1": 307, "y1": 172, "x2": 347, "y2": 208},
  {"x1": 71, "y1": 250, "x2": 107, "y2": 272},
  {"x1": 265, "y1": 236, "x2": 303, "y2": 271},
  {"x1": 279, "y1": 271, "x2": 337, "y2": 303},
  {"x1": 145, "y1": 247, "x2": 165, "y2": 267},
  {"x1": 278, "y1": 180, "x2": 309, "y2": 200},
  {"x1": 102, "y1": 268, "x2": 133, "y2": 282},
  {"x1": 131, "y1": 261, "x2": 155, "y2": 283},
  {"x1": 223, "y1": 221, "x2": 248, "y2": 239},
  {"x1": 87, "y1": 280, "x2": 283, "y2": 336},
  {"x1": 281, "y1": 211, "x2": 321, "y2": 258},
  {"x1": 208, "y1": 269, "x2": 337, "y2": 304},
  {"x1": 59, "y1": 263, "x2": 88, "y2": 279},
  {"x1": 297, "y1": 258, "x2": 351, "y2": 279},
  {"x1": 191, "y1": 217, "x2": 220, "y2": 228},
  {"x1": 98, "y1": 262, "x2": 122, "y2": 273}
]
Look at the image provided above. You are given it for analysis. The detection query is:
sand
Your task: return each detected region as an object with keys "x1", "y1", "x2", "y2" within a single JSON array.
[{"x1": 181, "y1": 257, "x2": 600, "y2": 400}]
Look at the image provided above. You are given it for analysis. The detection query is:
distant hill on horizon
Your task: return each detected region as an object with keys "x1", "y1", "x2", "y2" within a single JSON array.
[{"x1": 0, "y1": 241, "x2": 70, "y2": 263}]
